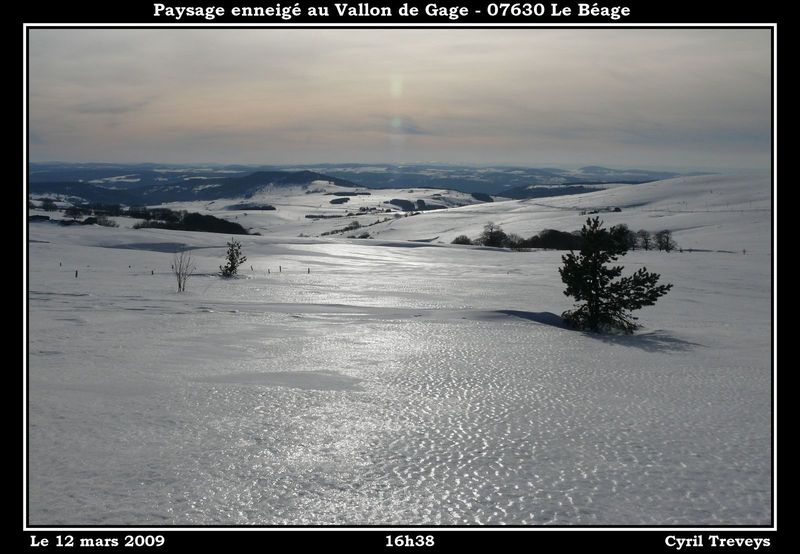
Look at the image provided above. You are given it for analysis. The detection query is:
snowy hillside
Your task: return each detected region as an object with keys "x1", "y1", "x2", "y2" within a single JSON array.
[
  {"x1": 127, "y1": 174, "x2": 770, "y2": 254},
  {"x1": 26, "y1": 173, "x2": 773, "y2": 525},
  {"x1": 333, "y1": 174, "x2": 768, "y2": 253}
]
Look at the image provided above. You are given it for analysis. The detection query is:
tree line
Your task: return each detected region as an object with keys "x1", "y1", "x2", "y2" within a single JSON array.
[
  {"x1": 452, "y1": 222, "x2": 678, "y2": 252},
  {"x1": 31, "y1": 200, "x2": 250, "y2": 235},
  {"x1": 133, "y1": 210, "x2": 249, "y2": 235}
]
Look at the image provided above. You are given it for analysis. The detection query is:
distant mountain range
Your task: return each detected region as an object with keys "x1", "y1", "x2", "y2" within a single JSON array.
[
  {"x1": 28, "y1": 162, "x2": 260, "y2": 190},
  {"x1": 280, "y1": 163, "x2": 696, "y2": 194},
  {"x1": 28, "y1": 162, "x2": 704, "y2": 205},
  {"x1": 28, "y1": 169, "x2": 360, "y2": 205}
]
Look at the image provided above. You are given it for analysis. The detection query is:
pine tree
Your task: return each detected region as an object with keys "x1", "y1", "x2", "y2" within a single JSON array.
[
  {"x1": 220, "y1": 239, "x2": 247, "y2": 277},
  {"x1": 559, "y1": 217, "x2": 672, "y2": 333}
]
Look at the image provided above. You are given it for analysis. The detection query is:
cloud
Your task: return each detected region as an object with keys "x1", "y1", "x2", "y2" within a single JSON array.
[
  {"x1": 27, "y1": 28, "x2": 771, "y2": 170},
  {"x1": 72, "y1": 98, "x2": 152, "y2": 114},
  {"x1": 389, "y1": 116, "x2": 431, "y2": 136}
]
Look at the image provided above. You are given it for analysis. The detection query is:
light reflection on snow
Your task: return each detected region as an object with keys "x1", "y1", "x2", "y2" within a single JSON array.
[{"x1": 27, "y1": 214, "x2": 771, "y2": 525}]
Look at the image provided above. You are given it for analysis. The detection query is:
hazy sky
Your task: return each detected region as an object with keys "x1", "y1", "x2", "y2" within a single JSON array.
[{"x1": 28, "y1": 29, "x2": 771, "y2": 171}]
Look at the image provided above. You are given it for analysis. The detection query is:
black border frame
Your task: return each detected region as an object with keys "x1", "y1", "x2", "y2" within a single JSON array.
[{"x1": 21, "y1": 9, "x2": 778, "y2": 551}]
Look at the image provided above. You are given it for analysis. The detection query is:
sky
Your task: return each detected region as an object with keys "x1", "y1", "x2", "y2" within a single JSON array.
[{"x1": 28, "y1": 28, "x2": 771, "y2": 171}]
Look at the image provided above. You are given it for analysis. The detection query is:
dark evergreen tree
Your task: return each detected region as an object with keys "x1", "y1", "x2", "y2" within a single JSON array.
[
  {"x1": 220, "y1": 239, "x2": 247, "y2": 277},
  {"x1": 559, "y1": 217, "x2": 673, "y2": 333}
]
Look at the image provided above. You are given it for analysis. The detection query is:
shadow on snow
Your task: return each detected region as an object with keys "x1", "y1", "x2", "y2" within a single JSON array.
[
  {"x1": 498, "y1": 310, "x2": 570, "y2": 329},
  {"x1": 499, "y1": 310, "x2": 702, "y2": 353},
  {"x1": 586, "y1": 330, "x2": 704, "y2": 353}
]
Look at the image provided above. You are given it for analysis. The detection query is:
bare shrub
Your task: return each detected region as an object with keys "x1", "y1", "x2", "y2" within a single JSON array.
[{"x1": 173, "y1": 251, "x2": 196, "y2": 292}]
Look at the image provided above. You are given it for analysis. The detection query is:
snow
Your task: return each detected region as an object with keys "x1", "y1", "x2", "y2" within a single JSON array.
[
  {"x1": 150, "y1": 175, "x2": 769, "y2": 254},
  {"x1": 26, "y1": 173, "x2": 772, "y2": 525},
  {"x1": 87, "y1": 175, "x2": 142, "y2": 184},
  {"x1": 155, "y1": 182, "x2": 484, "y2": 240},
  {"x1": 351, "y1": 174, "x2": 770, "y2": 253}
]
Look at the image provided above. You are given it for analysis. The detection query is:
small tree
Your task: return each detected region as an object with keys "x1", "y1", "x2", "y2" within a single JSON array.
[
  {"x1": 95, "y1": 215, "x2": 119, "y2": 228},
  {"x1": 478, "y1": 222, "x2": 508, "y2": 247},
  {"x1": 64, "y1": 205, "x2": 83, "y2": 220},
  {"x1": 559, "y1": 217, "x2": 673, "y2": 333},
  {"x1": 503, "y1": 233, "x2": 526, "y2": 250},
  {"x1": 40, "y1": 198, "x2": 57, "y2": 211},
  {"x1": 654, "y1": 230, "x2": 677, "y2": 252},
  {"x1": 173, "y1": 251, "x2": 195, "y2": 292},
  {"x1": 611, "y1": 223, "x2": 637, "y2": 251},
  {"x1": 451, "y1": 235, "x2": 472, "y2": 245},
  {"x1": 220, "y1": 238, "x2": 247, "y2": 277},
  {"x1": 636, "y1": 229, "x2": 652, "y2": 251}
]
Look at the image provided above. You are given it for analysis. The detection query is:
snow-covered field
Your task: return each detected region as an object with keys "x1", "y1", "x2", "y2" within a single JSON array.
[{"x1": 26, "y1": 174, "x2": 773, "y2": 525}]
